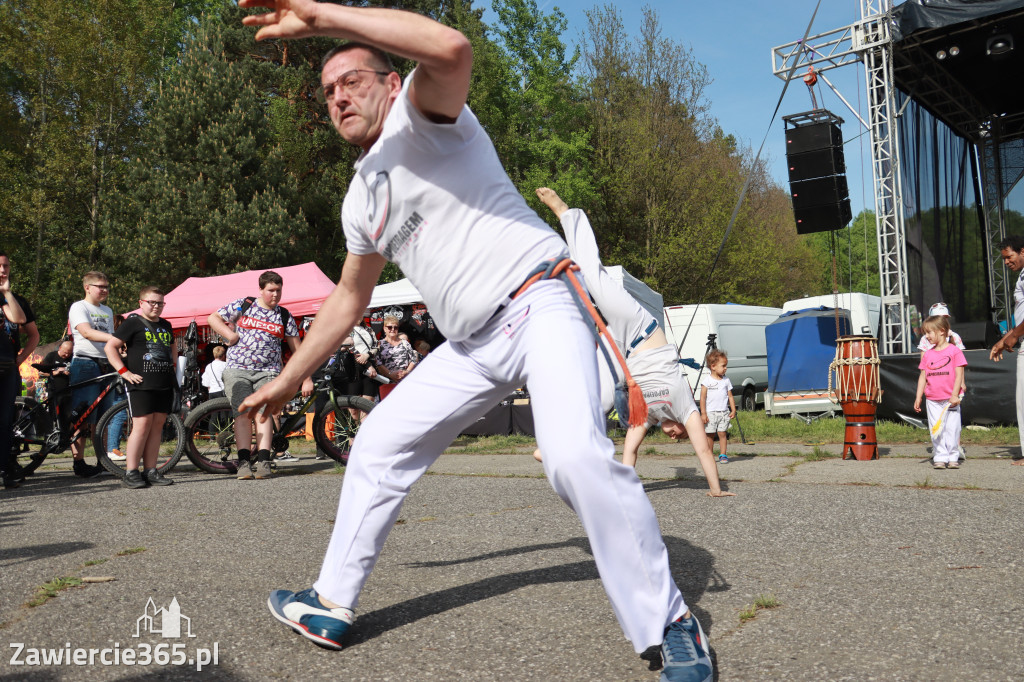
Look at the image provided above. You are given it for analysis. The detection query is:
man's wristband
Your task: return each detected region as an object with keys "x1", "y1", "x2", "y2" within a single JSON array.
[{"x1": 117, "y1": 366, "x2": 129, "y2": 376}]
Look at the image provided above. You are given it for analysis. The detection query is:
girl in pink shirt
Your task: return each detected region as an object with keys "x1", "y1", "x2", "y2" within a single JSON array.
[{"x1": 914, "y1": 316, "x2": 967, "y2": 469}]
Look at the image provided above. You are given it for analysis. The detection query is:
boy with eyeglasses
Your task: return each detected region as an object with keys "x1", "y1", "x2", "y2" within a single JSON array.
[
  {"x1": 104, "y1": 286, "x2": 177, "y2": 488},
  {"x1": 67, "y1": 271, "x2": 117, "y2": 478}
]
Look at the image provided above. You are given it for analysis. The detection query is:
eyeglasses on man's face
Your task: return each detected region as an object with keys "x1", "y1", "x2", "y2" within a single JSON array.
[
  {"x1": 89, "y1": 283, "x2": 110, "y2": 290},
  {"x1": 316, "y1": 69, "x2": 390, "y2": 104},
  {"x1": 140, "y1": 300, "x2": 165, "y2": 307},
  {"x1": 384, "y1": 325, "x2": 398, "y2": 330}
]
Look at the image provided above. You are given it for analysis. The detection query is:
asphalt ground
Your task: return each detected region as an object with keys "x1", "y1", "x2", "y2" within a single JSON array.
[{"x1": 2, "y1": 443, "x2": 1023, "y2": 681}]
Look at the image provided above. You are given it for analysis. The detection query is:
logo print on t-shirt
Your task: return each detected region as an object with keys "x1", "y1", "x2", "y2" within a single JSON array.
[
  {"x1": 366, "y1": 171, "x2": 392, "y2": 240},
  {"x1": 928, "y1": 356, "x2": 952, "y2": 370}
]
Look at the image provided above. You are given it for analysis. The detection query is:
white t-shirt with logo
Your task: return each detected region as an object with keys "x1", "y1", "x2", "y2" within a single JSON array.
[
  {"x1": 68, "y1": 300, "x2": 114, "y2": 358},
  {"x1": 1015, "y1": 271, "x2": 1024, "y2": 354},
  {"x1": 341, "y1": 70, "x2": 566, "y2": 342},
  {"x1": 700, "y1": 374, "x2": 734, "y2": 412}
]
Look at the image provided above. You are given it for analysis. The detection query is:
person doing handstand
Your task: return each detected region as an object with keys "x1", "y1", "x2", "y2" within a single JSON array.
[{"x1": 534, "y1": 187, "x2": 733, "y2": 497}]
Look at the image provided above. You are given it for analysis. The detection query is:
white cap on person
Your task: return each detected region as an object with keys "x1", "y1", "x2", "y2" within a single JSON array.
[{"x1": 929, "y1": 302, "x2": 950, "y2": 317}]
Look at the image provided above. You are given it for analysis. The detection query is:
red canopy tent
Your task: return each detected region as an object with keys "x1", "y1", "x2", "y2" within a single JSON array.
[{"x1": 132, "y1": 262, "x2": 337, "y2": 331}]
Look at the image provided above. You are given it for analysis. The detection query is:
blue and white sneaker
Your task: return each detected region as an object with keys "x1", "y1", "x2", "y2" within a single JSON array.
[
  {"x1": 267, "y1": 588, "x2": 354, "y2": 650},
  {"x1": 660, "y1": 613, "x2": 713, "y2": 682}
]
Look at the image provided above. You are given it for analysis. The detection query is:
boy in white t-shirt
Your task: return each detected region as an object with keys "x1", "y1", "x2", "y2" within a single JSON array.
[
  {"x1": 700, "y1": 350, "x2": 736, "y2": 463},
  {"x1": 66, "y1": 270, "x2": 117, "y2": 478}
]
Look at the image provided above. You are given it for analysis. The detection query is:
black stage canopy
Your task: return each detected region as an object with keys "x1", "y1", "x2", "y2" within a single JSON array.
[{"x1": 892, "y1": 0, "x2": 1024, "y2": 143}]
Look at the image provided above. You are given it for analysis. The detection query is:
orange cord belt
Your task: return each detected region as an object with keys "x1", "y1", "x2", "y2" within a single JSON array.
[{"x1": 512, "y1": 258, "x2": 649, "y2": 428}]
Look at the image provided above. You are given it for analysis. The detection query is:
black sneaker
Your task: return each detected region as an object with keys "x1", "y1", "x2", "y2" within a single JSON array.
[
  {"x1": 143, "y1": 468, "x2": 173, "y2": 486},
  {"x1": 123, "y1": 470, "x2": 147, "y2": 489},
  {"x1": 73, "y1": 459, "x2": 106, "y2": 478},
  {"x1": 3, "y1": 474, "x2": 22, "y2": 489}
]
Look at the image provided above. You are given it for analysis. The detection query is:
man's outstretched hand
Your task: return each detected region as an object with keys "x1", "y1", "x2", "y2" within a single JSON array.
[
  {"x1": 238, "y1": 375, "x2": 302, "y2": 422},
  {"x1": 239, "y1": 0, "x2": 320, "y2": 41},
  {"x1": 989, "y1": 332, "x2": 1017, "y2": 361}
]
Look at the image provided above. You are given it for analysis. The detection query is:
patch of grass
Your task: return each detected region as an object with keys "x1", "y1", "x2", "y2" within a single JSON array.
[
  {"x1": 804, "y1": 446, "x2": 835, "y2": 462},
  {"x1": 739, "y1": 593, "x2": 781, "y2": 624},
  {"x1": 914, "y1": 476, "x2": 933, "y2": 489},
  {"x1": 26, "y1": 577, "x2": 83, "y2": 608},
  {"x1": 643, "y1": 446, "x2": 659, "y2": 455},
  {"x1": 716, "y1": 410, "x2": 1019, "y2": 446},
  {"x1": 115, "y1": 547, "x2": 146, "y2": 557},
  {"x1": 82, "y1": 558, "x2": 108, "y2": 567},
  {"x1": 446, "y1": 434, "x2": 536, "y2": 453}
]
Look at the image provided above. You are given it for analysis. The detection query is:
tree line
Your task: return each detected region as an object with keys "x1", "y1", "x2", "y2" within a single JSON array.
[{"x1": 4, "y1": 0, "x2": 850, "y2": 341}]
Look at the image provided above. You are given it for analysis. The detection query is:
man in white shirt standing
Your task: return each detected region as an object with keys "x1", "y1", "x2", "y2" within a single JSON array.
[
  {"x1": 990, "y1": 236, "x2": 1024, "y2": 466},
  {"x1": 235, "y1": 3, "x2": 713, "y2": 680}
]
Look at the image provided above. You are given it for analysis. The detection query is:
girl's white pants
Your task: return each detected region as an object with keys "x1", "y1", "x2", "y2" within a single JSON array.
[{"x1": 926, "y1": 398, "x2": 961, "y2": 464}]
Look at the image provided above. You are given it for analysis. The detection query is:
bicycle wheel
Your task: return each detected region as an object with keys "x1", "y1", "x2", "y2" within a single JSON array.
[
  {"x1": 12, "y1": 397, "x2": 54, "y2": 476},
  {"x1": 183, "y1": 397, "x2": 246, "y2": 475},
  {"x1": 312, "y1": 396, "x2": 374, "y2": 465},
  {"x1": 93, "y1": 401, "x2": 185, "y2": 478}
]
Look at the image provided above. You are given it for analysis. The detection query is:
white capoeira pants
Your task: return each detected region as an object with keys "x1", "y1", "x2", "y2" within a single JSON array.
[
  {"x1": 926, "y1": 398, "x2": 961, "y2": 464},
  {"x1": 1017, "y1": 353, "x2": 1024, "y2": 457},
  {"x1": 313, "y1": 279, "x2": 687, "y2": 652}
]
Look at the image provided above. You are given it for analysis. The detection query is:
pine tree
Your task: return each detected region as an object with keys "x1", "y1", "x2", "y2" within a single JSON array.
[{"x1": 104, "y1": 11, "x2": 311, "y2": 305}]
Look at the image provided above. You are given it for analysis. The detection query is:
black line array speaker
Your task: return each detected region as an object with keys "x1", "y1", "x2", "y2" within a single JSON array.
[{"x1": 785, "y1": 116, "x2": 852, "y2": 234}]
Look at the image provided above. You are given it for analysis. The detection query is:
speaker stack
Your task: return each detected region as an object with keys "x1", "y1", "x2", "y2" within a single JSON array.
[{"x1": 783, "y1": 110, "x2": 852, "y2": 234}]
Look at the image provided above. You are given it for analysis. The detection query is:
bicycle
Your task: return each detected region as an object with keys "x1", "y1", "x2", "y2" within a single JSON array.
[
  {"x1": 182, "y1": 360, "x2": 373, "y2": 474},
  {"x1": 12, "y1": 363, "x2": 186, "y2": 479}
]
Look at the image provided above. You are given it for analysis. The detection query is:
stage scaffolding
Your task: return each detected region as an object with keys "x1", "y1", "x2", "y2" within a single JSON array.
[{"x1": 773, "y1": 0, "x2": 1024, "y2": 353}]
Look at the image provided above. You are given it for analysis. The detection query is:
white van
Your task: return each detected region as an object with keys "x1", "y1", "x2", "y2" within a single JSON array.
[
  {"x1": 662, "y1": 304, "x2": 784, "y2": 410},
  {"x1": 782, "y1": 293, "x2": 881, "y2": 337}
]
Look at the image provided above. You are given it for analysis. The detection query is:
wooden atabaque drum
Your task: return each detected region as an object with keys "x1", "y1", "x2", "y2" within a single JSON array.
[{"x1": 830, "y1": 336, "x2": 881, "y2": 460}]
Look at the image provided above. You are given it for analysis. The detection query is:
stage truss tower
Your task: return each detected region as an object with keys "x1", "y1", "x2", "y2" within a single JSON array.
[{"x1": 773, "y1": 1, "x2": 911, "y2": 354}]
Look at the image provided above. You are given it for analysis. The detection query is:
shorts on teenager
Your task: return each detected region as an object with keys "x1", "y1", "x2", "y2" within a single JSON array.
[
  {"x1": 705, "y1": 410, "x2": 731, "y2": 433},
  {"x1": 127, "y1": 389, "x2": 173, "y2": 417},
  {"x1": 223, "y1": 368, "x2": 279, "y2": 412},
  {"x1": 68, "y1": 357, "x2": 117, "y2": 424}
]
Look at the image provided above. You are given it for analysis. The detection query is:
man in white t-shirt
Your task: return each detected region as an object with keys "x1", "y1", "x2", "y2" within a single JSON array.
[
  {"x1": 66, "y1": 270, "x2": 117, "y2": 478},
  {"x1": 235, "y1": 3, "x2": 713, "y2": 679},
  {"x1": 990, "y1": 236, "x2": 1024, "y2": 466}
]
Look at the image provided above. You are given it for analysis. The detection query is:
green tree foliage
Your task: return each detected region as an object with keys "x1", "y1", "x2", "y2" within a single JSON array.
[
  {"x1": 102, "y1": 9, "x2": 312, "y2": 313},
  {"x1": 481, "y1": 0, "x2": 595, "y2": 210},
  {"x1": 804, "y1": 210, "x2": 880, "y2": 298},
  {"x1": 579, "y1": 5, "x2": 820, "y2": 306},
  {"x1": 0, "y1": 0, "x2": 221, "y2": 338}
]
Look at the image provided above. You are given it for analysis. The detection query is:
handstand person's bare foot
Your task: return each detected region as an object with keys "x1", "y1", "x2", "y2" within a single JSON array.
[
  {"x1": 536, "y1": 187, "x2": 569, "y2": 219},
  {"x1": 532, "y1": 448, "x2": 543, "y2": 463}
]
